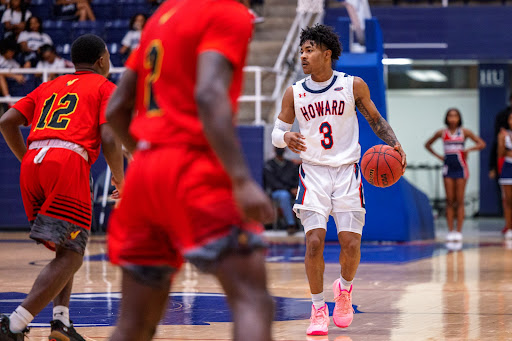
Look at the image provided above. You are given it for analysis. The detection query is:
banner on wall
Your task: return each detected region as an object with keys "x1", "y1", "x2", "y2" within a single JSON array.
[{"x1": 479, "y1": 63, "x2": 509, "y2": 216}]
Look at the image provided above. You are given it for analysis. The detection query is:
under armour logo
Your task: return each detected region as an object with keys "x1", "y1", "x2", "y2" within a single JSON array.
[{"x1": 299, "y1": 93, "x2": 306, "y2": 98}]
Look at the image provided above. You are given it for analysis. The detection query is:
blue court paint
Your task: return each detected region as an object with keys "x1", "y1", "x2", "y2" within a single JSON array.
[
  {"x1": 1, "y1": 240, "x2": 469, "y2": 265},
  {"x1": 266, "y1": 242, "x2": 454, "y2": 264},
  {"x1": 0, "y1": 292, "x2": 362, "y2": 327},
  {"x1": 80, "y1": 242, "x2": 457, "y2": 265}
]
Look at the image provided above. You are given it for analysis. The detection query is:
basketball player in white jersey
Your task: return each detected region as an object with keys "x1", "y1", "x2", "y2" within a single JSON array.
[{"x1": 272, "y1": 25, "x2": 406, "y2": 335}]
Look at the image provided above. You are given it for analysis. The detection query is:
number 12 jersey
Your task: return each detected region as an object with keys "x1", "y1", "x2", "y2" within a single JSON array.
[
  {"x1": 13, "y1": 70, "x2": 116, "y2": 164},
  {"x1": 292, "y1": 71, "x2": 360, "y2": 167}
]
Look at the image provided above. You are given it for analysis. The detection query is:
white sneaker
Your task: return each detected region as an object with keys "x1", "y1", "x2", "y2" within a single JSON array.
[
  {"x1": 453, "y1": 232, "x2": 463, "y2": 242},
  {"x1": 446, "y1": 231, "x2": 455, "y2": 242},
  {"x1": 505, "y1": 229, "x2": 512, "y2": 239}
]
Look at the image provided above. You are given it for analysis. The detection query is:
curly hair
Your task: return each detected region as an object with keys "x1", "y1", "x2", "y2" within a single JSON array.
[{"x1": 299, "y1": 24, "x2": 342, "y2": 62}]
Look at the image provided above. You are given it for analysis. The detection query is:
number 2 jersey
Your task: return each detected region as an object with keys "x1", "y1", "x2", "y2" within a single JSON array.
[
  {"x1": 125, "y1": 0, "x2": 253, "y2": 148},
  {"x1": 292, "y1": 71, "x2": 360, "y2": 167},
  {"x1": 13, "y1": 71, "x2": 116, "y2": 164}
]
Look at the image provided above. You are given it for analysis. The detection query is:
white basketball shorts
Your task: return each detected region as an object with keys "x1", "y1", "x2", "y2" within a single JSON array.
[{"x1": 293, "y1": 162, "x2": 366, "y2": 219}]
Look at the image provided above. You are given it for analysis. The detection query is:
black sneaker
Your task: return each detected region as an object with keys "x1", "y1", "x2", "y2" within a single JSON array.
[
  {"x1": 48, "y1": 320, "x2": 85, "y2": 341},
  {"x1": 0, "y1": 315, "x2": 28, "y2": 341}
]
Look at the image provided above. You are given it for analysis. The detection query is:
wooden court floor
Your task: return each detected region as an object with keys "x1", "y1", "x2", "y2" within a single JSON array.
[{"x1": 0, "y1": 220, "x2": 511, "y2": 341}]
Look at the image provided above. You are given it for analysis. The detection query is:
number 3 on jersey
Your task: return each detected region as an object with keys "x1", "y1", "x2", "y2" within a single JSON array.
[
  {"x1": 319, "y1": 122, "x2": 333, "y2": 149},
  {"x1": 144, "y1": 40, "x2": 164, "y2": 117},
  {"x1": 34, "y1": 93, "x2": 79, "y2": 131}
]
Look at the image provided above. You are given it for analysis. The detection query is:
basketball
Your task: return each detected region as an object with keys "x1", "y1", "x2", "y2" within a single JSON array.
[{"x1": 361, "y1": 144, "x2": 403, "y2": 187}]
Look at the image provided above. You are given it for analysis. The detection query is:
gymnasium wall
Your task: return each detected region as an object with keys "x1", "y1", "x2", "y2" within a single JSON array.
[
  {"x1": 386, "y1": 89, "x2": 480, "y2": 215},
  {"x1": 325, "y1": 6, "x2": 512, "y2": 60}
]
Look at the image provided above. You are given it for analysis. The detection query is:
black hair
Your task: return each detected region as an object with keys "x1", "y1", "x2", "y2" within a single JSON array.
[
  {"x1": 26, "y1": 16, "x2": 43, "y2": 33},
  {"x1": 129, "y1": 13, "x2": 147, "y2": 30},
  {"x1": 40, "y1": 44, "x2": 56, "y2": 55},
  {"x1": 444, "y1": 108, "x2": 463, "y2": 127},
  {"x1": 71, "y1": 34, "x2": 107, "y2": 65},
  {"x1": 299, "y1": 24, "x2": 342, "y2": 62},
  {"x1": 0, "y1": 38, "x2": 18, "y2": 55},
  {"x1": 6, "y1": 0, "x2": 29, "y2": 22}
]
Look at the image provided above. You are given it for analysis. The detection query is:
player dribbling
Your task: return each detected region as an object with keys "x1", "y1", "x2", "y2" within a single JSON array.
[{"x1": 272, "y1": 24, "x2": 406, "y2": 335}]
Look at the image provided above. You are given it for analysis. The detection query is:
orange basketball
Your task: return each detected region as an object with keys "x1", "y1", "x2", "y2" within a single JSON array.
[{"x1": 361, "y1": 144, "x2": 403, "y2": 187}]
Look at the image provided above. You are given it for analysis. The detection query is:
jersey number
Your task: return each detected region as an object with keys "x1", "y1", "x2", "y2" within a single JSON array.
[
  {"x1": 35, "y1": 93, "x2": 79, "y2": 131},
  {"x1": 144, "y1": 40, "x2": 164, "y2": 116},
  {"x1": 319, "y1": 122, "x2": 333, "y2": 149}
]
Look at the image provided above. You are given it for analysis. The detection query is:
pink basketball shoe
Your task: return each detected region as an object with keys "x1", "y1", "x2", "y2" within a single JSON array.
[
  {"x1": 306, "y1": 304, "x2": 329, "y2": 335},
  {"x1": 332, "y1": 279, "x2": 354, "y2": 328}
]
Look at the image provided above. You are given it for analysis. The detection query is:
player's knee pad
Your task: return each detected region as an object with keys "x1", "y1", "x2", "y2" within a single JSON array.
[
  {"x1": 299, "y1": 210, "x2": 328, "y2": 234},
  {"x1": 333, "y1": 211, "x2": 365, "y2": 235}
]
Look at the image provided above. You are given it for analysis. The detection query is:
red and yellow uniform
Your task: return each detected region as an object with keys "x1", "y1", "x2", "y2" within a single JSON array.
[
  {"x1": 108, "y1": 0, "x2": 263, "y2": 270},
  {"x1": 14, "y1": 71, "x2": 115, "y2": 235}
]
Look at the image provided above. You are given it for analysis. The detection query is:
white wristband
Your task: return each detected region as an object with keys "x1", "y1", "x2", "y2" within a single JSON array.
[{"x1": 272, "y1": 118, "x2": 292, "y2": 148}]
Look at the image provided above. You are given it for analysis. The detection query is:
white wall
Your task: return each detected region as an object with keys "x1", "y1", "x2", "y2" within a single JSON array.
[{"x1": 387, "y1": 89, "x2": 480, "y2": 214}]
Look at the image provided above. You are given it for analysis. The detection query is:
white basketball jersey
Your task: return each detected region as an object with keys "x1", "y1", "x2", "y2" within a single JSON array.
[{"x1": 292, "y1": 71, "x2": 360, "y2": 167}]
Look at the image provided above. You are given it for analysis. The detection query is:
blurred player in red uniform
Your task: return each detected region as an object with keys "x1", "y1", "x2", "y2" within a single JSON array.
[
  {"x1": 0, "y1": 34, "x2": 124, "y2": 341},
  {"x1": 106, "y1": 1, "x2": 275, "y2": 340}
]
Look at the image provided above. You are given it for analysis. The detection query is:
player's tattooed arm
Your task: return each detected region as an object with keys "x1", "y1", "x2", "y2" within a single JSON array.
[
  {"x1": 356, "y1": 99, "x2": 398, "y2": 147},
  {"x1": 353, "y1": 76, "x2": 407, "y2": 172}
]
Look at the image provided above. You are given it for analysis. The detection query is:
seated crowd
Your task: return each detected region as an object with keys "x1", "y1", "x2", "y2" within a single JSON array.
[{"x1": 0, "y1": 0, "x2": 153, "y2": 99}]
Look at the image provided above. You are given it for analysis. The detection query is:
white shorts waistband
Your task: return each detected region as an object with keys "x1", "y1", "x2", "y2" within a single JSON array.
[
  {"x1": 505, "y1": 156, "x2": 512, "y2": 164},
  {"x1": 29, "y1": 139, "x2": 88, "y2": 162}
]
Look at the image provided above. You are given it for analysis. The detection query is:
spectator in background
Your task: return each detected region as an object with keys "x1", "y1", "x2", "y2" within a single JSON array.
[
  {"x1": 0, "y1": 38, "x2": 26, "y2": 98},
  {"x1": 425, "y1": 108, "x2": 486, "y2": 242},
  {"x1": 264, "y1": 147, "x2": 299, "y2": 234},
  {"x1": 497, "y1": 111, "x2": 512, "y2": 240},
  {"x1": 54, "y1": 0, "x2": 95, "y2": 21},
  {"x1": 0, "y1": 0, "x2": 8, "y2": 19},
  {"x1": 36, "y1": 44, "x2": 73, "y2": 81},
  {"x1": 489, "y1": 93, "x2": 512, "y2": 237},
  {"x1": 119, "y1": 13, "x2": 146, "y2": 57},
  {"x1": 2, "y1": 0, "x2": 31, "y2": 39},
  {"x1": 18, "y1": 16, "x2": 52, "y2": 66}
]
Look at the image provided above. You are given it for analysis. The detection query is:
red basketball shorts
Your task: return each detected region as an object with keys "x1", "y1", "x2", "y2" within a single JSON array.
[
  {"x1": 107, "y1": 146, "x2": 265, "y2": 272},
  {"x1": 20, "y1": 148, "x2": 91, "y2": 254}
]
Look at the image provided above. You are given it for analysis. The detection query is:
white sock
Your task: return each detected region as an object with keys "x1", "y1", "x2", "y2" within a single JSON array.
[
  {"x1": 53, "y1": 305, "x2": 70, "y2": 327},
  {"x1": 311, "y1": 292, "x2": 325, "y2": 310},
  {"x1": 340, "y1": 276, "x2": 353, "y2": 291},
  {"x1": 9, "y1": 306, "x2": 33, "y2": 333}
]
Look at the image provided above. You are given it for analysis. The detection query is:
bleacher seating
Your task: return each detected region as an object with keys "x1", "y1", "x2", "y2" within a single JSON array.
[
  {"x1": 0, "y1": 0, "x2": 152, "y2": 97},
  {"x1": 30, "y1": 0, "x2": 52, "y2": 19},
  {"x1": 71, "y1": 21, "x2": 105, "y2": 41},
  {"x1": 7, "y1": 76, "x2": 37, "y2": 97},
  {"x1": 107, "y1": 43, "x2": 123, "y2": 66},
  {"x1": 43, "y1": 20, "x2": 72, "y2": 46},
  {"x1": 104, "y1": 20, "x2": 130, "y2": 44},
  {"x1": 55, "y1": 43, "x2": 71, "y2": 61},
  {"x1": 116, "y1": 0, "x2": 151, "y2": 18},
  {"x1": 90, "y1": 0, "x2": 113, "y2": 20}
]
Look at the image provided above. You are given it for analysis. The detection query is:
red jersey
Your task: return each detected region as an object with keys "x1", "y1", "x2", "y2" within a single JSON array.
[
  {"x1": 125, "y1": 0, "x2": 253, "y2": 147},
  {"x1": 14, "y1": 71, "x2": 116, "y2": 164}
]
